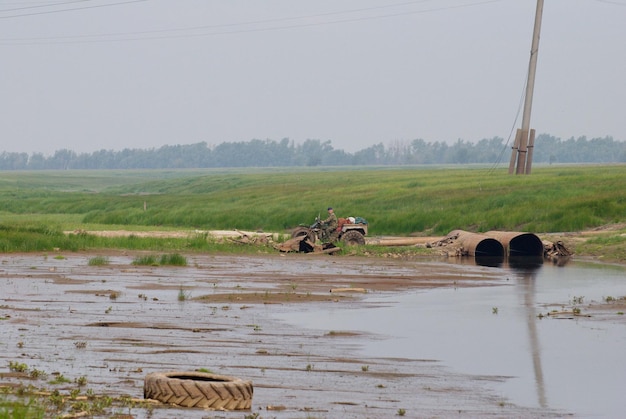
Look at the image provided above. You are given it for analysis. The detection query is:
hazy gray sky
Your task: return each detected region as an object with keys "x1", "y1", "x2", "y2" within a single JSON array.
[{"x1": 1, "y1": 0, "x2": 624, "y2": 155}]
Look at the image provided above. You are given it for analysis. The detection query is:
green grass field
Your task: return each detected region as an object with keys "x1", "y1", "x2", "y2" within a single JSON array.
[{"x1": 0, "y1": 165, "x2": 624, "y2": 259}]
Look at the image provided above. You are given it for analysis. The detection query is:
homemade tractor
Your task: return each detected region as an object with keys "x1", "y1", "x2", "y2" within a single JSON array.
[{"x1": 291, "y1": 215, "x2": 367, "y2": 246}]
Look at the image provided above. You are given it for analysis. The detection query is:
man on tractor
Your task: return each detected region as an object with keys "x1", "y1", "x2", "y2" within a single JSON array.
[{"x1": 320, "y1": 207, "x2": 338, "y2": 241}]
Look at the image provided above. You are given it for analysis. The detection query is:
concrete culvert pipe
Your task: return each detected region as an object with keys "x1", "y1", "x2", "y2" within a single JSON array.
[
  {"x1": 451, "y1": 230, "x2": 505, "y2": 257},
  {"x1": 484, "y1": 231, "x2": 544, "y2": 257},
  {"x1": 144, "y1": 371, "x2": 253, "y2": 410}
]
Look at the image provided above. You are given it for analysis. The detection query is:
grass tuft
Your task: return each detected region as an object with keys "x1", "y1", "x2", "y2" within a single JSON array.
[
  {"x1": 132, "y1": 253, "x2": 187, "y2": 266},
  {"x1": 87, "y1": 256, "x2": 109, "y2": 266}
]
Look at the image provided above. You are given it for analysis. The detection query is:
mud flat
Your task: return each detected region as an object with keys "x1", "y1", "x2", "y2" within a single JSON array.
[{"x1": 1, "y1": 252, "x2": 569, "y2": 418}]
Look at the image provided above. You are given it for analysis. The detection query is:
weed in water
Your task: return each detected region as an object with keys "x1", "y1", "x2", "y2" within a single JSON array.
[
  {"x1": 161, "y1": 253, "x2": 187, "y2": 266},
  {"x1": 87, "y1": 256, "x2": 109, "y2": 266},
  {"x1": 0, "y1": 396, "x2": 46, "y2": 418},
  {"x1": 306, "y1": 364, "x2": 313, "y2": 372},
  {"x1": 196, "y1": 368, "x2": 214, "y2": 374},
  {"x1": 492, "y1": 307, "x2": 499, "y2": 314},
  {"x1": 49, "y1": 374, "x2": 71, "y2": 385},
  {"x1": 133, "y1": 253, "x2": 187, "y2": 266},
  {"x1": 29, "y1": 369, "x2": 47, "y2": 380},
  {"x1": 119, "y1": 394, "x2": 133, "y2": 407},
  {"x1": 105, "y1": 306, "x2": 112, "y2": 314},
  {"x1": 178, "y1": 286, "x2": 191, "y2": 301},
  {"x1": 74, "y1": 341, "x2": 87, "y2": 349},
  {"x1": 48, "y1": 389, "x2": 65, "y2": 408},
  {"x1": 70, "y1": 400, "x2": 90, "y2": 413},
  {"x1": 69, "y1": 388, "x2": 81, "y2": 400},
  {"x1": 9, "y1": 361, "x2": 28, "y2": 373},
  {"x1": 397, "y1": 408, "x2": 407, "y2": 416},
  {"x1": 109, "y1": 291, "x2": 119, "y2": 300},
  {"x1": 94, "y1": 395, "x2": 113, "y2": 410},
  {"x1": 132, "y1": 255, "x2": 159, "y2": 266},
  {"x1": 361, "y1": 365, "x2": 369, "y2": 372}
]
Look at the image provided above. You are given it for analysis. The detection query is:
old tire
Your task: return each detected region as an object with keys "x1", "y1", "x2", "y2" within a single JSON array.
[
  {"x1": 144, "y1": 371, "x2": 253, "y2": 410},
  {"x1": 342, "y1": 230, "x2": 365, "y2": 246},
  {"x1": 291, "y1": 227, "x2": 315, "y2": 242}
]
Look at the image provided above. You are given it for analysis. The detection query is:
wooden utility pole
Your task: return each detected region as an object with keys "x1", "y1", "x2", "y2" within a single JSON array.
[{"x1": 509, "y1": 0, "x2": 544, "y2": 174}]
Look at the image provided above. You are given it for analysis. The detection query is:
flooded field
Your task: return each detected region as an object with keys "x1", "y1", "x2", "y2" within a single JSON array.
[{"x1": 1, "y1": 251, "x2": 625, "y2": 418}]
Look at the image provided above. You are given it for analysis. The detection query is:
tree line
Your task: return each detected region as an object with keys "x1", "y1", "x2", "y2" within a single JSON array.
[{"x1": 0, "y1": 135, "x2": 624, "y2": 170}]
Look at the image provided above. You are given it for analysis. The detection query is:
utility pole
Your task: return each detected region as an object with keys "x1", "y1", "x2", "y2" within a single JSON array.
[{"x1": 509, "y1": 0, "x2": 544, "y2": 174}]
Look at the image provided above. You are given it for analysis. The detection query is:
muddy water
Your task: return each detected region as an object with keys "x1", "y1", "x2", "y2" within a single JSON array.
[
  {"x1": 1, "y1": 253, "x2": 624, "y2": 418},
  {"x1": 275, "y1": 258, "x2": 626, "y2": 417}
]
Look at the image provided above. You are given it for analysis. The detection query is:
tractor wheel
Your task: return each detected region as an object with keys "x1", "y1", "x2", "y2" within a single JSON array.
[
  {"x1": 342, "y1": 230, "x2": 365, "y2": 246},
  {"x1": 291, "y1": 227, "x2": 315, "y2": 242},
  {"x1": 144, "y1": 371, "x2": 253, "y2": 410}
]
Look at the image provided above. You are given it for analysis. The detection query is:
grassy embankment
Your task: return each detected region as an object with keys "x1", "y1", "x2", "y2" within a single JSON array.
[{"x1": 0, "y1": 165, "x2": 624, "y2": 261}]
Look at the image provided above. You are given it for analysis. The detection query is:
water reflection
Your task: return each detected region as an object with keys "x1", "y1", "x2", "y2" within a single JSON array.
[
  {"x1": 549, "y1": 255, "x2": 572, "y2": 267},
  {"x1": 274, "y1": 258, "x2": 626, "y2": 416},
  {"x1": 471, "y1": 255, "x2": 545, "y2": 270},
  {"x1": 473, "y1": 254, "x2": 548, "y2": 408},
  {"x1": 474, "y1": 255, "x2": 504, "y2": 268},
  {"x1": 508, "y1": 255, "x2": 544, "y2": 271},
  {"x1": 453, "y1": 253, "x2": 547, "y2": 269},
  {"x1": 510, "y1": 258, "x2": 546, "y2": 408}
]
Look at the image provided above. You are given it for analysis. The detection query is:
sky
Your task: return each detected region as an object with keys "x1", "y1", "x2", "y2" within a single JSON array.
[{"x1": 1, "y1": 0, "x2": 625, "y2": 156}]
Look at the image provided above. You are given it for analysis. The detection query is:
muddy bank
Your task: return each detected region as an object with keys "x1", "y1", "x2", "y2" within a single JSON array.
[{"x1": 1, "y1": 252, "x2": 570, "y2": 418}]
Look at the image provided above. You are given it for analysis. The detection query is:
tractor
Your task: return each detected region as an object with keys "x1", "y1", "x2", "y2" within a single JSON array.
[{"x1": 291, "y1": 215, "x2": 367, "y2": 246}]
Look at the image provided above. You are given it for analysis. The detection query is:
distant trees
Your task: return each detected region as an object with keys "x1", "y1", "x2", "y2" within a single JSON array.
[
  {"x1": 0, "y1": 135, "x2": 624, "y2": 170},
  {"x1": 532, "y1": 135, "x2": 625, "y2": 164}
]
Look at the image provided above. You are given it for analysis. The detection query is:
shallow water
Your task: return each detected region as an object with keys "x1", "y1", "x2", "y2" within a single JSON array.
[
  {"x1": 2, "y1": 253, "x2": 625, "y2": 417},
  {"x1": 274, "y1": 259, "x2": 626, "y2": 417}
]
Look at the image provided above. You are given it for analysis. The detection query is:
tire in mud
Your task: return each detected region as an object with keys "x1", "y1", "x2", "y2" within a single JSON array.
[
  {"x1": 291, "y1": 227, "x2": 315, "y2": 242},
  {"x1": 341, "y1": 230, "x2": 366, "y2": 246},
  {"x1": 144, "y1": 371, "x2": 253, "y2": 410}
]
